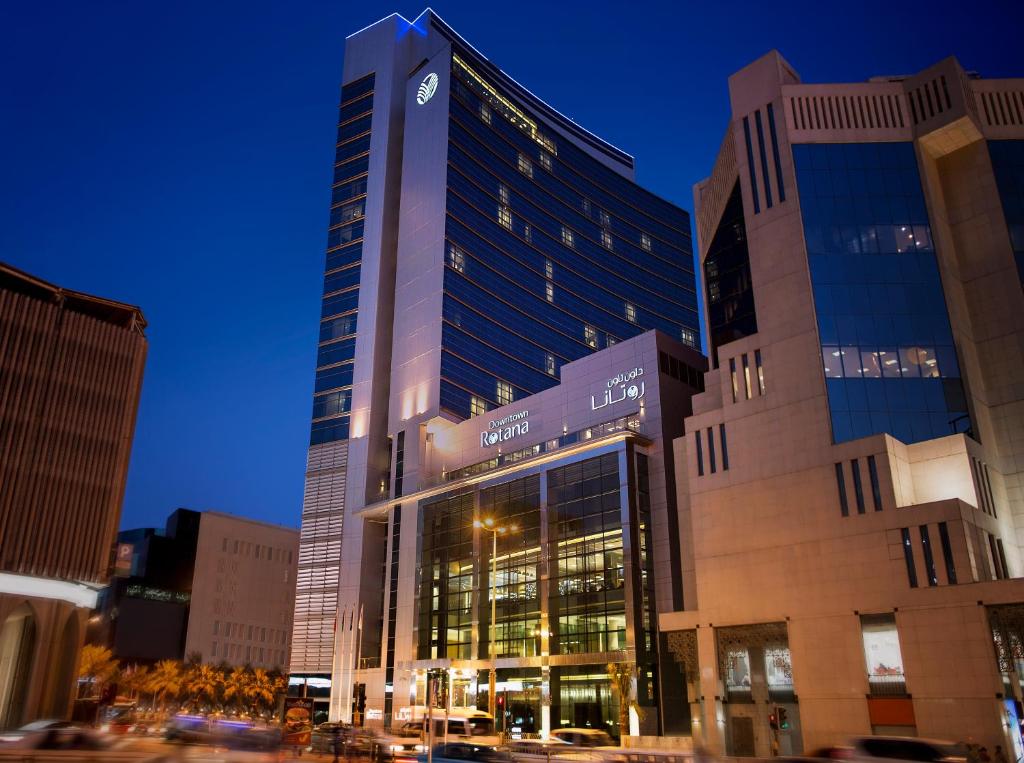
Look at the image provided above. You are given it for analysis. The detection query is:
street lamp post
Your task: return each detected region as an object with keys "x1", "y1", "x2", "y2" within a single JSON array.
[{"x1": 473, "y1": 517, "x2": 517, "y2": 726}]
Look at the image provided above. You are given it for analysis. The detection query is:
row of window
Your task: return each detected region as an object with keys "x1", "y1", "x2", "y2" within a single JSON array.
[
  {"x1": 821, "y1": 344, "x2": 956, "y2": 380},
  {"x1": 219, "y1": 538, "x2": 293, "y2": 564},
  {"x1": 695, "y1": 424, "x2": 729, "y2": 476},
  {"x1": 970, "y1": 455, "x2": 998, "y2": 518},
  {"x1": 742, "y1": 105, "x2": 786, "y2": 216},
  {"x1": 658, "y1": 350, "x2": 704, "y2": 391},
  {"x1": 212, "y1": 619, "x2": 289, "y2": 645},
  {"x1": 210, "y1": 641, "x2": 286, "y2": 667},
  {"x1": 728, "y1": 350, "x2": 765, "y2": 403},
  {"x1": 834, "y1": 456, "x2": 883, "y2": 516},
  {"x1": 900, "y1": 524, "x2": 956, "y2": 588}
]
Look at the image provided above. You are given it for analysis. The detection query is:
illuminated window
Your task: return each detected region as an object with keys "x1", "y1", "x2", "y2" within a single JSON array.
[
  {"x1": 607, "y1": 336, "x2": 617, "y2": 346},
  {"x1": 470, "y1": 396, "x2": 488, "y2": 418},
  {"x1": 539, "y1": 151, "x2": 552, "y2": 171},
  {"x1": 544, "y1": 259, "x2": 553, "y2": 279},
  {"x1": 584, "y1": 325, "x2": 598, "y2": 348},
  {"x1": 729, "y1": 358, "x2": 738, "y2": 403},
  {"x1": 755, "y1": 349, "x2": 765, "y2": 394},
  {"x1": 447, "y1": 244, "x2": 465, "y2": 273},
  {"x1": 498, "y1": 205, "x2": 512, "y2": 230},
  {"x1": 860, "y1": 614, "x2": 906, "y2": 695},
  {"x1": 523, "y1": 224, "x2": 532, "y2": 242},
  {"x1": 561, "y1": 226, "x2": 574, "y2": 248},
  {"x1": 498, "y1": 184, "x2": 509, "y2": 204},
  {"x1": 640, "y1": 232, "x2": 652, "y2": 252},
  {"x1": 545, "y1": 353, "x2": 556, "y2": 376},
  {"x1": 601, "y1": 230, "x2": 614, "y2": 250},
  {"x1": 680, "y1": 328, "x2": 697, "y2": 349},
  {"x1": 581, "y1": 198, "x2": 591, "y2": 215},
  {"x1": 479, "y1": 103, "x2": 491, "y2": 125},
  {"x1": 517, "y1": 153, "x2": 533, "y2": 178},
  {"x1": 742, "y1": 354, "x2": 752, "y2": 399},
  {"x1": 599, "y1": 209, "x2": 611, "y2": 227},
  {"x1": 496, "y1": 380, "x2": 514, "y2": 406},
  {"x1": 625, "y1": 302, "x2": 636, "y2": 323},
  {"x1": 545, "y1": 282, "x2": 554, "y2": 303}
]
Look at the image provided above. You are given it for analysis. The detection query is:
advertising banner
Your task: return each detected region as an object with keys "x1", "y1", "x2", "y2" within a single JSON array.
[{"x1": 282, "y1": 697, "x2": 314, "y2": 747}]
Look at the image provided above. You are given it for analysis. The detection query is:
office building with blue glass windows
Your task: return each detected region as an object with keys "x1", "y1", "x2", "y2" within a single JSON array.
[
  {"x1": 661, "y1": 52, "x2": 1024, "y2": 756},
  {"x1": 289, "y1": 10, "x2": 700, "y2": 732}
]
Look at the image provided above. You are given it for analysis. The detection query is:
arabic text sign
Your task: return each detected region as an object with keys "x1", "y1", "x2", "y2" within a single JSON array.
[{"x1": 591, "y1": 368, "x2": 645, "y2": 411}]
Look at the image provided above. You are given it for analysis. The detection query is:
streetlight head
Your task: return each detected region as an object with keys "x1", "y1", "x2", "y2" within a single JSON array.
[
  {"x1": 483, "y1": 517, "x2": 494, "y2": 528},
  {"x1": 510, "y1": 524, "x2": 519, "y2": 533},
  {"x1": 472, "y1": 520, "x2": 482, "y2": 528}
]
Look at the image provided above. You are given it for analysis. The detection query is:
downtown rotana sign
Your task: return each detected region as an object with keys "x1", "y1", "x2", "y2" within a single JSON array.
[{"x1": 481, "y1": 410, "x2": 529, "y2": 447}]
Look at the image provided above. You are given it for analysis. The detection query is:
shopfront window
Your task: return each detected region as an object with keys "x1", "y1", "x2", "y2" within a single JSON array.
[{"x1": 861, "y1": 613, "x2": 906, "y2": 695}]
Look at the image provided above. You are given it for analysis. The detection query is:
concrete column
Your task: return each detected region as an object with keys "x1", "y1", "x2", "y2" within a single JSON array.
[{"x1": 697, "y1": 626, "x2": 726, "y2": 755}]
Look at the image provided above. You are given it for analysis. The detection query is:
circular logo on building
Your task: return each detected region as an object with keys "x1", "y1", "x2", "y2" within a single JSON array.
[
  {"x1": 487, "y1": 431, "x2": 500, "y2": 446},
  {"x1": 416, "y1": 72, "x2": 439, "y2": 105},
  {"x1": 626, "y1": 384, "x2": 640, "y2": 399}
]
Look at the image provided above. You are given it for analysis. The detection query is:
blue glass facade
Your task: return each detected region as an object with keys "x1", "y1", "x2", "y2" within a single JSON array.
[
  {"x1": 988, "y1": 140, "x2": 1024, "y2": 288},
  {"x1": 310, "y1": 74, "x2": 373, "y2": 445},
  {"x1": 794, "y1": 142, "x2": 971, "y2": 445},
  {"x1": 441, "y1": 52, "x2": 698, "y2": 420}
]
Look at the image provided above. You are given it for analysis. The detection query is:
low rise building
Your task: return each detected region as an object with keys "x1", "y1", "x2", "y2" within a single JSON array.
[{"x1": 91, "y1": 509, "x2": 298, "y2": 671}]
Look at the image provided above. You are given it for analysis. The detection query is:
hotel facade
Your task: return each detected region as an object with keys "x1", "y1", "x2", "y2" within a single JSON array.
[
  {"x1": 289, "y1": 10, "x2": 701, "y2": 734},
  {"x1": 660, "y1": 53, "x2": 1024, "y2": 755}
]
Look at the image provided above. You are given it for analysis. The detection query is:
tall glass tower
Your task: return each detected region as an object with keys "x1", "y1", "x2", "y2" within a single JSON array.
[{"x1": 289, "y1": 10, "x2": 698, "y2": 724}]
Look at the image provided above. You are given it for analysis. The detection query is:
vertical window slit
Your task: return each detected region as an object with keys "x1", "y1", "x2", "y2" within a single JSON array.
[
  {"x1": 937, "y1": 522, "x2": 957, "y2": 584},
  {"x1": 835, "y1": 463, "x2": 849, "y2": 517},
  {"x1": 851, "y1": 458, "x2": 866, "y2": 514},
  {"x1": 901, "y1": 528, "x2": 918, "y2": 588},
  {"x1": 919, "y1": 525, "x2": 938, "y2": 586}
]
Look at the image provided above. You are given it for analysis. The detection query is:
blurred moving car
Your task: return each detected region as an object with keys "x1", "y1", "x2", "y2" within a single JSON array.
[
  {"x1": 2, "y1": 726, "x2": 109, "y2": 752},
  {"x1": 850, "y1": 738, "x2": 965, "y2": 763},
  {"x1": 550, "y1": 729, "x2": 616, "y2": 748},
  {"x1": 417, "y1": 742, "x2": 505, "y2": 763},
  {"x1": 0, "y1": 719, "x2": 79, "y2": 744},
  {"x1": 501, "y1": 738, "x2": 606, "y2": 762}
]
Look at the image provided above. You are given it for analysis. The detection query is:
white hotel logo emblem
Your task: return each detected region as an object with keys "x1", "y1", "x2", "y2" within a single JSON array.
[
  {"x1": 416, "y1": 72, "x2": 438, "y2": 105},
  {"x1": 592, "y1": 367, "x2": 645, "y2": 410},
  {"x1": 481, "y1": 410, "x2": 529, "y2": 447}
]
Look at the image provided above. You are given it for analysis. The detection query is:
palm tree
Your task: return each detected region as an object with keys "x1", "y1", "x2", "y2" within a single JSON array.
[
  {"x1": 222, "y1": 666, "x2": 252, "y2": 716},
  {"x1": 607, "y1": 662, "x2": 639, "y2": 741},
  {"x1": 119, "y1": 664, "x2": 150, "y2": 704},
  {"x1": 78, "y1": 644, "x2": 119, "y2": 698},
  {"x1": 184, "y1": 663, "x2": 222, "y2": 712},
  {"x1": 148, "y1": 660, "x2": 182, "y2": 717},
  {"x1": 245, "y1": 668, "x2": 280, "y2": 718}
]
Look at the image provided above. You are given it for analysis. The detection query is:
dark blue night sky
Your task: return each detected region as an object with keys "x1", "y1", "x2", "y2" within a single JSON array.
[{"x1": 1, "y1": 0, "x2": 1019, "y2": 530}]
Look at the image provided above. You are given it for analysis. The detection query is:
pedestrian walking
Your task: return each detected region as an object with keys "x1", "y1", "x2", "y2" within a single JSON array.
[
  {"x1": 332, "y1": 725, "x2": 342, "y2": 763},
  {"x1": 981, "y1": 747, "x2": 992, "y2": 763},
  {"x1": 994, "y1": 746, "x2": 1008, "y2": 763}
]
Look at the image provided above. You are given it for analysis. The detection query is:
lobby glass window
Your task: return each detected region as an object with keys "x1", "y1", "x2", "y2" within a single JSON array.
[
  {"x1": 419, "y1": 492, "x2": 475, "y2": 660},
  {"x1": 470, "y1": 396, "x2": 488, "y2": 418},
  {"x1": 625, "y1": 302, "x2": 636, "y2": 323},
  {"x1": 480, "y1": 476, "x2": 542, "y2": 659},
  {"x1": 794, "y1": 142, "x2": 970, "y2": 445},
  {"x1": 496, "y1": 380, "x2": 514, "y2": 406},
  {"x1": 548, "y1": 453, "x2": 626, "y2": 656},
  {"x1": 860, "y1": 613, "x2": 906, "y2": 695}
]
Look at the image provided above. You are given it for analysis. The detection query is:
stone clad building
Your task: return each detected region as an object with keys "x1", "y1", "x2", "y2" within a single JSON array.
[{"x1": 660, "y1": 53, "x2": 1024, "y2": 755}]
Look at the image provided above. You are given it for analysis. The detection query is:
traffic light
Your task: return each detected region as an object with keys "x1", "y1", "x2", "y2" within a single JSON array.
[
  {"x1": 778, "y1": 707, "x2": 789, "y2": 730},
  {"x1": 768, "y1": 711, "x2": 778, "y2": 730}
]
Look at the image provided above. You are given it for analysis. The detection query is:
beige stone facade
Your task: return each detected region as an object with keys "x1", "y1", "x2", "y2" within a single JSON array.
[{"x1": 662, "y1": 53, "x2": 1024, "y2": 755}]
